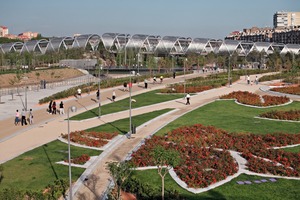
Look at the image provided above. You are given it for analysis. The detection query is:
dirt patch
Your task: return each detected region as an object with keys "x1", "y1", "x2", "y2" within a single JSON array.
[{"x1": 0, "y1": 68, "x2": 85, "y2": 88}]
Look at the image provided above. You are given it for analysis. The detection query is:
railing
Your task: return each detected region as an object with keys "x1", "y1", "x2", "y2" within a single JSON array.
[{"x1": 0, "y1": 76, "x2": 98, "y2": 97}]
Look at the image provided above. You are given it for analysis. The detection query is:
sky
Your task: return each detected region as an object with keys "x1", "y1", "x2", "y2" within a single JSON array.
[{"x1": 0, "y1": 0, "x2": 299, "y2": 39}]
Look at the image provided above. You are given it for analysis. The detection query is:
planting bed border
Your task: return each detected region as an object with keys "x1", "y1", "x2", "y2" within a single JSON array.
[
  {"x1": 254, "y1": 116, "x2": 300, "y2": 123},
  {"x1": 217, "y1": 99, "x2": 293, "y2": 109}
]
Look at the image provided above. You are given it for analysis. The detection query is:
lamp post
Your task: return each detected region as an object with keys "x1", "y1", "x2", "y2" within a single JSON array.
[
  {"x1": 184, "y1": 58, "x2": 187, "y2": 97},
  {"x1": 67, "y1": 106, "x2": 77, "y2": 200},
  {"x1": 98, "y1": 66, "x2": 102, "y2": 118},
  {"x1": 128, "y1": 70, "x2": 134, "y2": 139},
  {"x1": 228, "y1": 54, "x2": 232, "y2": 87}
]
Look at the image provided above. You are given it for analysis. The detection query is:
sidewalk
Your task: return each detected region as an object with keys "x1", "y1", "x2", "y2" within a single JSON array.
[
  {"x1": 0, "y1": 72, "x2": 206, "y2": 159},
  {"x1": 0, "y1": 72, "x2": 287, "y2": 199}
]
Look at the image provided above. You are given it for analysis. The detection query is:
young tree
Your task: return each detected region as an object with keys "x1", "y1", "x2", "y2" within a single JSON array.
[
  {"x1": 107, "y1": 161, "x2": 134, "y2": 200},
  {"x1": 151, "y1": 145, "x2": 181, "y2": 200}
]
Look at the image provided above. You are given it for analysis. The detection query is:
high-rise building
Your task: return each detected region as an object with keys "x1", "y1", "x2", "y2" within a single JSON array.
[{"x1": 273, "y1": 11, "x2": 300, "y2": 28}]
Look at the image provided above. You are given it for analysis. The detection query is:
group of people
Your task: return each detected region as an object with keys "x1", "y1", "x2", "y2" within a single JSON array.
[
  {"x1": 14, "y1": 108, "x2": 33, "y2": 126},
  {"x1": 48, "y1": 100, "x2": 65, "y2": 115},
  {"x1": 247, "y1": 75, "x2": 259, "y2": 85}
]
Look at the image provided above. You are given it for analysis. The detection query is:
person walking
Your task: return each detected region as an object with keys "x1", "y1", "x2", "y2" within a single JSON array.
[
  {"x1": 173, "y1": 71, "x2": 176, "y2": 79},
  {"x1": 153, "y1": 76, "x2": 157, "y2": 84},
  {"x1": 255, "y1": 76, "x2": 258, "y2": 85},
  {"x1": 59, "y1": 101, "x2": 65, "y2": 115},
  {"x1": 186, "y1": 93, "x2": 191, "y2": 105},
  {"x1": 52, "y1": 101, "x2": 57, "y2": 114},
  {"x1": 160, "y1": 75, "x2": 163, "y2": 83},
  {"x1": 48, "y1": 100, "x2": 53, "y2": 114},
  {"x1": 96, "y1": 89, "x2": 100, "y2": 100},
  {"x1": 247, "y1": 75, "x2": 250, "y2": 85},
  {"x1": 77, "y1": 88, "x2": 82, "y2": 98},
  {"x1": 28, "y1": 109, "x2": 33, "y2": 125},
  {"x1": 144, "y1": 79, "x2": 148, "y2": 89},
  {"x1": 21, "y1": 109, "x2": 27, "y2": 126},
  {"x1": 112, "y1": 90, "x2": 116, "y2": 102},
  {"x1": 123, "y1": 82, "x2": 128, "y2": 91},
  {"x1": 15, "y1": 110, "x2": 20, "y2": 125}
]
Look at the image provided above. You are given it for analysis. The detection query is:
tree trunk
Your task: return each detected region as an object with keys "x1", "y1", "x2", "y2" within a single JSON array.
[{"x1": 162, "y1": 176, "x2": 164, "y2": 200}]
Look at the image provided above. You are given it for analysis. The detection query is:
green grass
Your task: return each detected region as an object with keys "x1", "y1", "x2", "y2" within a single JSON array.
[
  {"x1": 70, "y1": 90, "x2": 182, "y2": 120},
  {"x1": 156, "y1": 100, "x2": 300, "y2": 136},
  {"x1": 131, "y1": 170, "x2": 300, "y2": 200},
  {"x1": 0, "y1": 140, "x2": 101, "y2": 191},
  {"x1": 86, "y1": 108, "x2": 173, "y2": 134},
  {"x1": 282, "y1": 145, "x2": 300, "y2": 153}
]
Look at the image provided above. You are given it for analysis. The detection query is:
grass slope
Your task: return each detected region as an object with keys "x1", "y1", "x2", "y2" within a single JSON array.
[
  {"x1": 70, "y1": 90, "x2": 182, "y2": 120},
  {"x1": 156, "y1": 100, "x2": 300, "y2": 136}
]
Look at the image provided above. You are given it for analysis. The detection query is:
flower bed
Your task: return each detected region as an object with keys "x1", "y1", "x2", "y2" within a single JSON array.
[
  {"x1": 64, "y1": 154, "x2": 90, "y2": 165},
  {"x1": 61, "y1": 130, "x2": 118, "y2": 148},
  {"x1": 259, "y1": 110, "x2": 300, "y2": 121},
  {"x1": 271, "y1": 85, "x2": 300, "y2": 95},
  {"x1": 220, "y1": 91, "x2": 290, "y2": 106},
  {"x1": 130, "y1": 124, "x2": 300, "y2": 189}
]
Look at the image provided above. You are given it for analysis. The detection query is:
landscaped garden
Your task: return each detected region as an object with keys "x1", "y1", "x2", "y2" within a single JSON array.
[
  {"x1": 271, "y1": 85, "x2": 300, "y2": 95},
  {"x1": 0, "y1": 108, "x2": 173, "y2": 199},
  {"x1": 0, "y1": 140, "x2": 101, "y2": 199},
  {"x1": 121, "y1": 96, "x2": 300, "y2": 199}
]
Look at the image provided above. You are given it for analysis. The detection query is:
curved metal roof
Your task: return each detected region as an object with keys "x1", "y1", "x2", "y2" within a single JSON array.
[{"x1": 0, "y1": 33, "x2": 299, "y2": 55}]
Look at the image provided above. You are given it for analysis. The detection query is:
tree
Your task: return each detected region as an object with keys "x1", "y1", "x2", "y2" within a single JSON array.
[
  {"x1": 150, "y1": 145, "x2": 181, "y2": 200},
  {"x1": 107, "y1": 161, "x2": 134, "y2": 200}
]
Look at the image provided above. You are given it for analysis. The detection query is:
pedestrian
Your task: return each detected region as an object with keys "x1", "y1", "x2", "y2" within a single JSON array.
[
  {"x1": 52, "y1": 101, "x2": 57, "y2": 114},
  {"x1": 153, "y1": 76, "x2": 157, "y2": 84},
  {"x1": 28, "y1": 109, "x2": 33, "y2": 125},
  {"x1": 144, "y1": 79, "x2": 148, "y2": 89},
  {"x1": 186, "y1": 93, "x2": 191, "y2": 105},
  {"x1": 48, "y1": 100, "x2": 53, "y2": 114},
  {"x1": 77, "y1": 88, "x2": 82, "y2": 98},
  {"x1": 112, "y1": 90, "x2": 116, "y2": 102},
  {"x1": 247, "y1": 75, "x2": 250, "y2": 85},
  {"x1": 15, "y1": 109, "x2": 20, "y2": 125},
  {"x1": 96, "y1": 89, "x2": 100, "y2": 100},
  {"x1": 21, "y1": 109, "x2": 27, "y2": 126},
  {"x1": 173, "y1": 71, "x2": 176, "y2": 79},
  {"x1": 160, "y1": 75, "x2": 163, "y2": 83},
  {"x1": 255, "y1": 76, "x2": 258, "y2": 85},
  {"x1": 123, "y1": 82, "x2": 128, "y2": 91},
  {"x1": 59, "y1": 101, "x2": 65, "y2": 115}
]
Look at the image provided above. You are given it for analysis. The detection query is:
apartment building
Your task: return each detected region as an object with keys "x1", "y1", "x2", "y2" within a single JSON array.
[
  {"x1": 274, "y1": 11, "x2": 300, "y2": 28},
  {"x1": 0, "y1": 26, "x2": 8, "y2": 37}
]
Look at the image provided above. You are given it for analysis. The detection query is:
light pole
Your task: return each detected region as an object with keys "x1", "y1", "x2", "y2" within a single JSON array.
[
  {"x1": 98, "y1": 66, "x2": 102, "y2": 118},
  {"x1": 184, "y1": 58, "x2": 187, "y2": 97},
  {"x1": 128, "y1": 70, "x2": 134, "y2": 139},
  {"x1": 67, "y1": 105, "x2": 77, "y2": 200},
  {"x1": 228, "y1": 54, "x2": 232, "y2": 87}
]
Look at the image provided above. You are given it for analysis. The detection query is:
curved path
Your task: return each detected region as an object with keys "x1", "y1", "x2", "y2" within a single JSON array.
[{"x1": 0, "y1": 72, "x2": 298, "y2": 199}]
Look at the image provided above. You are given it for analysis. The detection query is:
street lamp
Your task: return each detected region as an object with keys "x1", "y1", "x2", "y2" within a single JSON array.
[
  {"x1": 67, "y1": 105, "x2": 77, "y2": 200},
  {"x1": 128, "y1": 70, "x2": 135, "y2": 139},
  {"x1": 184, "y1": 58, "x2": 187, "y2": 97},
  {"x1": 228, "y1": 54, "x2": 232, "y2": 87},
  {"x1": 98, "y1": 66, "x2": 103, "y2": 118}
]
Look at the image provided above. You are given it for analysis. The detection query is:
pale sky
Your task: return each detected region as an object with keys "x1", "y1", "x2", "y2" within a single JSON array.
[{"x1": 0, "y1": 0, "x2": 299, "y2": 39}]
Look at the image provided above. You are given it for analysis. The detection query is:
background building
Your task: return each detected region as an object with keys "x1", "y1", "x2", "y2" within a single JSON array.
[
  {"x1": 273, "y1": 11, "x2": 300, "y2": 28},
  {"x1": 0, "y1": 26, "x2": 8, "y2": 37},
  {"x1": 225, "y1": 11, "x2": 300, "y2": 44}
]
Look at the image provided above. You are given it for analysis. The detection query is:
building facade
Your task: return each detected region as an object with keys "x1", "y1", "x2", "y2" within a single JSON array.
[
  {"x1": 0, "y1": 26, "x2": 8, "y2": 37},
  {"x1": 273, "y1": 11, "x2": 300, "y2": 28}
]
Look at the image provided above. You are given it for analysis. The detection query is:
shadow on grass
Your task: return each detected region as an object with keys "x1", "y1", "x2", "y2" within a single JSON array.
[
  {"x1": 42, "y1": 144, "x2": 67, "y2": 199},
  {"x1": 100, "y1": 119, "x2": 128, "y2": 134}
]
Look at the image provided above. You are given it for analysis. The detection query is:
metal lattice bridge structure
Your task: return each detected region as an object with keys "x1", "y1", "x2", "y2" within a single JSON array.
[{"x1": 0, "y1": 33, "x2": 299, "y2": 56}]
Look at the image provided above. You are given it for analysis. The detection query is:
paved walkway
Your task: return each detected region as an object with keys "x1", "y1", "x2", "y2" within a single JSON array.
[{"x1": 1, "y1": 72, "x2": 298, "y2": 199}]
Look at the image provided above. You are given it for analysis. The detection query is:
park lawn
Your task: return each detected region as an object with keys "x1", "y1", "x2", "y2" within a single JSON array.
[
  {"x1": 70, "y1": 90, "x2": 182, "y2": 120},
  {"x1": 156, "y1": 100, "x2": 300, "y2": 136},
  {"x1": 131, "y1": 169, "x2": 300, "y2": 200},
  {"x1": 282, "y1": 145, "x2": 300, "y2": 153},
  {"x1": 0, "y1": 140, "x2": 101, "y2": 191},
  {"x1": 86, "y1": 108, "x2": 173, "y2": 134}
]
